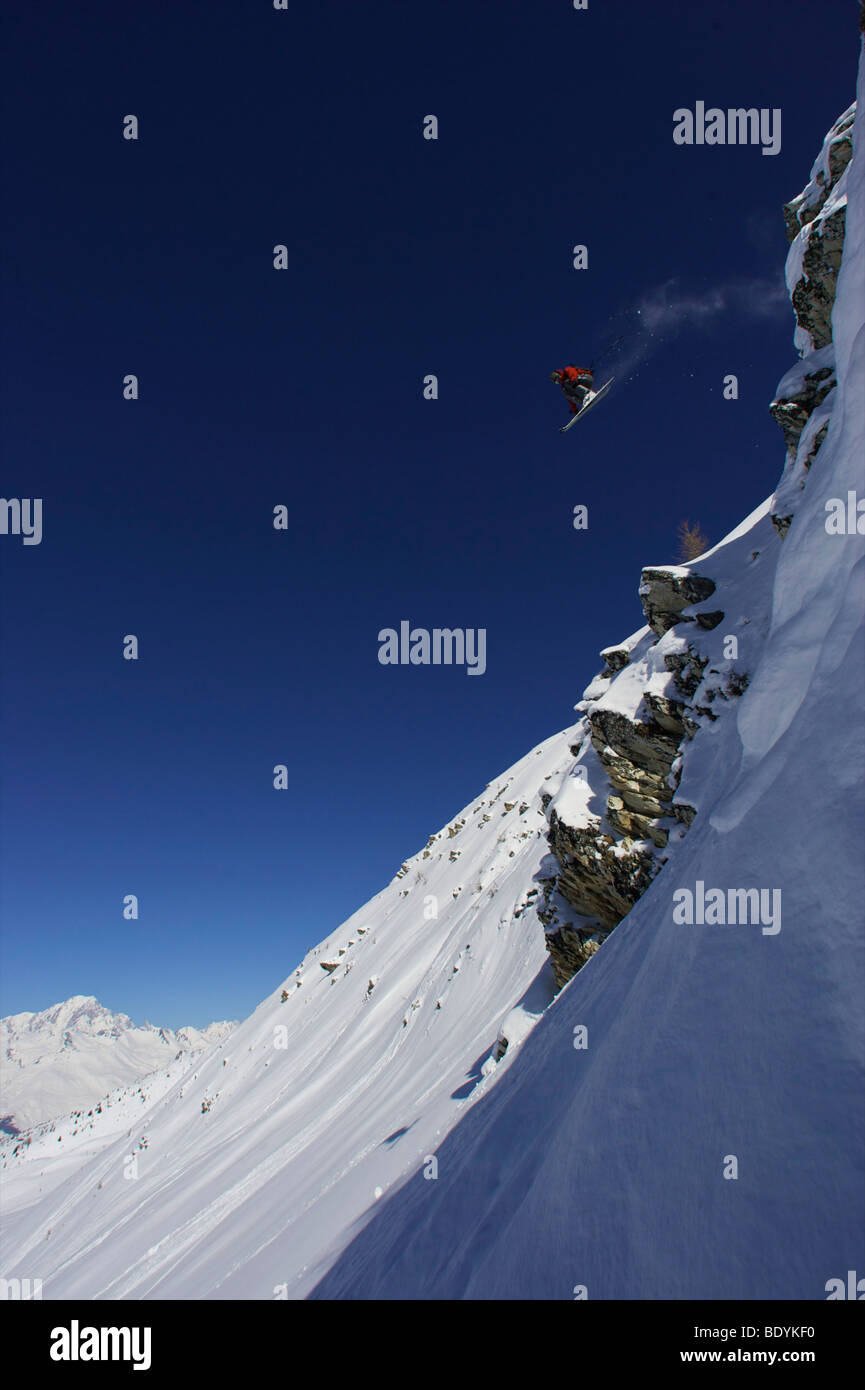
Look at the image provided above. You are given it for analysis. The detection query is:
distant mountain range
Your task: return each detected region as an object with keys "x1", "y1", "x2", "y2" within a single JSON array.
[{"x1": 0, "y1": 995, "x2": 235, "y2": 1133}]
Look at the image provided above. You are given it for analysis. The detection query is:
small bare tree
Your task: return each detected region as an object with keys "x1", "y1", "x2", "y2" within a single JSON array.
[{"x1": 677, "y1": 519, "x2": 710, "y2": 562}]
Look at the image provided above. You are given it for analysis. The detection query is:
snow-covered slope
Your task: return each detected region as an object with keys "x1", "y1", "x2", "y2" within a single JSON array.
[
  {"x1": 0, "y1": 733, "x2": 577, "y2": 1297},
  {"x1": 312, "y1": 71, "x2": 865, "y2": 1301},
  {"x1": 0, "y1": 997, "x2": 235, "y2": 1134}
]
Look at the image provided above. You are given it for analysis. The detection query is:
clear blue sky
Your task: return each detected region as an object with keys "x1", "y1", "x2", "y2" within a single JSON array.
[{"x1": 1, "y1": 0, "x2": 858, "y2": 1027}]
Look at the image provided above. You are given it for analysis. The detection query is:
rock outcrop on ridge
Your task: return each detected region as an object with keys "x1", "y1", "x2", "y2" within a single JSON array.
[
  {"x1": 538, "y1": 558, "x2": 752, "y2": 991},
  {"x1": 770, "y1": 102, "x2": 854, "y2": 536}
]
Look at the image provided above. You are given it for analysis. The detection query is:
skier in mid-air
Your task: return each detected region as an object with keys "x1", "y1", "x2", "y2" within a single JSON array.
[{"x1": 550, "y1": 364, "x2": 595, "y2": 417}]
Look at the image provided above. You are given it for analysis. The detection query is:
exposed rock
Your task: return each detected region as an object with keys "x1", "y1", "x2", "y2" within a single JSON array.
[
  {"x1": 791, "y1": 206, "x2": 846, "y2": 350},
  {"x1": 547, "y1": 811, "x2": 661, "y2": 932},
  {"x1": 769, "y1": 365, "x2": 835, "y2": 453},
  {"x1": 768, "y1": 106, "x2": 852, "y2": 542},
  {"x1": 589, "y1": 706, "x2": 682, "y2": 780},
  {"x1": 536, "y1": 875, "x2": 610, "y2": 991},
  {"x1": 596, "y1": 743, "x2": 672, "y2": 816},
  {"x1": 783, "y1": 104, "x2": 854, "y2": 242},
  {"x1": 606, "y1": 798, "x2": 670, "y2": 848},
  {"x1": 540, "y1": 564, "x2": 751, "y2": 987},
  {"x1": 639, "y1": 568, "x2": 716, "y2": 635},
  {"x1": 664, "y1": 647, "x2": 709, "y2": 698},
  {"x1": 587, "y1": 702, "x2": 694, "y2": 849},
  {"x1": 695, "y1": 610, "x2": 725, "y2": 631},
  {"x1": 725, "y1": 670, "x2": 750, "y2": 698},
  {"x1": 642, "y1": 693, "x2": 689, "y2": 737},
  {"x1": 543, "y1": 925, "x2": 601, "y2": 993},
  {"x1": 600, "y1": 644, "x2": 630, "y2": 675},
  {"x1": 803, "y1": 420, "x2": 829, "y2": 470},
  {"x1": 512, "y1": 887, "x2": 540, "y2": 920}
]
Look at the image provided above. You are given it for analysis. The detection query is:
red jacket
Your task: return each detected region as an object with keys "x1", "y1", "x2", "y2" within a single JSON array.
[{"x1": 557, "y1": 365, "x2": 594, "y2": 413}]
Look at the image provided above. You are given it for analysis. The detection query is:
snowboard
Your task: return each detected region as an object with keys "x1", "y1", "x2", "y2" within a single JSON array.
[{"x1": 559, "y1": 377, "x2": 614, "y2": 433}]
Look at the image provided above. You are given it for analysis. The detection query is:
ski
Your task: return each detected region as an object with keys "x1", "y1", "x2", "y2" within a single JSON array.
[{"x1": 559, "y1": 377, "x2": 614, "y2": 433}]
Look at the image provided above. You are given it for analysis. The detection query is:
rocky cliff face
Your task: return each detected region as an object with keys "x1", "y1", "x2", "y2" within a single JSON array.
[
  {"x1": 539, "y1": 102, "x2": 857, "y2": 993},
  {"x1": 769, "y1": 102, "x2": 855, "y2": 536},
  {"x1": 539, "y1": 555, "x2": 753, "y2": 990}
]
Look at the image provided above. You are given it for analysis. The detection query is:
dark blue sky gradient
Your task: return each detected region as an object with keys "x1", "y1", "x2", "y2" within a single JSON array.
[{"x1": 1, "y1": 0, "x2": 858, "y2": 1026}]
